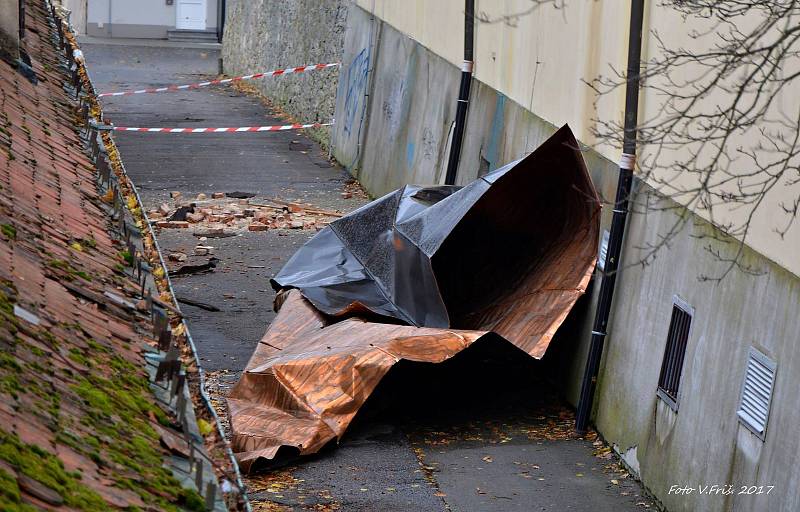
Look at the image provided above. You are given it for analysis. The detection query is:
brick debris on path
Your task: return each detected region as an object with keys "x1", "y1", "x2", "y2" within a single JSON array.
[{"x1": 81, "y1": 40, "x2": 656, "y2": 512}]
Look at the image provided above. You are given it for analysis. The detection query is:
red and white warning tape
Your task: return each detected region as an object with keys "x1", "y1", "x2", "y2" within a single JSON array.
[
  {"x1": 97, "y1": 62, "x2": 340, "y2": 97},
  {"x1": 109, "y1": 122, "x2": 332, "y2": 133}
]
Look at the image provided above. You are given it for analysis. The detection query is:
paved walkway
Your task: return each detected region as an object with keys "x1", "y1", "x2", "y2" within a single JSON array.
[{"x1": 81, "y1": 40, "x2": 656, "y2": 512}]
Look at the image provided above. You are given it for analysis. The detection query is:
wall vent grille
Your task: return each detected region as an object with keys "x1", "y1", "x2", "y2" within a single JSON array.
[
  {"x1": 656, "y1": 298, "x2": 693, "y2": 411},
  {"x1": 737, "y1": 347, "x2": 776, "y2": 441}
]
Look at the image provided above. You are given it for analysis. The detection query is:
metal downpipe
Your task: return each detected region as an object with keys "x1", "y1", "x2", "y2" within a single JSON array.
[{"x1": 575, "y1": 0, "x2": 645, "y2": 434}]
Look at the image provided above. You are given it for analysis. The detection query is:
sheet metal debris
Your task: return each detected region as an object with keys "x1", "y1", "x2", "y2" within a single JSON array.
[{"x1": 228, "y1": 125, "x2": 601, "y2": 471}]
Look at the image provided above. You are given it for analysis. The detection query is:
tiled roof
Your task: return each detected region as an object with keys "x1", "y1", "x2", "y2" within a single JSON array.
[{"x1": 0, "y1": 1, "x2": 220, "y2": 509}]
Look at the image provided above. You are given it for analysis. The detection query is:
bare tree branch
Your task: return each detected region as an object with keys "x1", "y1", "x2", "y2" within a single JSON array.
[{"x1": 588, "y1": 0, "x2": 800, "y2": 280}]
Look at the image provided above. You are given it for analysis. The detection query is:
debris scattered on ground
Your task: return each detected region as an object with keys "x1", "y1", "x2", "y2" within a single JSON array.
[
  {"x1": 168, "y1": 205, "x2": 194, "y2": 221},
  {"x1": 168, "y1": 252, "x2": 188, "y2": 262},
  {"x1": 226, "y1": 191, "x2": 257, "y2": 199},
  {"x1": 177, "y1": 296, "x2": 222, "y2": 311},
  {"x1": 156, "y1": 220, "x2": 189, "y2": 229},
  {"x1": 169, "y1": 257, "x2": 221, "y2": 277},
  {"x1": 149, "y1": 193, "x2": 342, "y2": 235},
  {"x1": 342, "y1": 178, "x2": 369, "y2": 201},
  {"x1": 228, "y1": 127, "x2": 601, "y2": 469}
]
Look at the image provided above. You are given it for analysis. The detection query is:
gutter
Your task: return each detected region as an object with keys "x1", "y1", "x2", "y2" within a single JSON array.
[
  {"x1": 575, "y1": 0, "x2": 645, "y2": 434},
  {"x1": 444, "y1": 0, "x2": 474, "y2": 185}
]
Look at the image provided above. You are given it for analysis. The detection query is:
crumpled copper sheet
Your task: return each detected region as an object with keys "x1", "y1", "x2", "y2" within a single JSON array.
[
  {"x1": 227, "y1": 290, "x2": 489, "y2": 471},
  {"x1": 228, "y1": 126, "x2": 601, "y2": 471}
]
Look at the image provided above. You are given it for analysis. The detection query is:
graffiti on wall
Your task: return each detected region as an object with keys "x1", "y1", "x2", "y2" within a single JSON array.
[{"x1": 342, "y1": 48, "x2": 370, "y2": 136}]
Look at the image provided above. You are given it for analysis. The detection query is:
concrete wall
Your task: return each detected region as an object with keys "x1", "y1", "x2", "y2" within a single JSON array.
[
  {"x1": 222, "y1": 0, "x2": 348, "y2": 149},
  {"x1": 0, "y1": 0, "x2": 19, "y2": 60},
  {"x1": 330, "y1": 5, "x2": 800, "y2": 511},
  {"x1": 57, "y1": 0, "x2": 87, "y2": 35},
  {"x1": 88, "y1": 0, "x2": 218, "y2": 39},
  {"x1": 333, "y1": 4, "x2": 462, "y2": 192},
  {"x1": 594, "y1": 190, "x2": 800, "y2": 512},
  {"x1": 356, "y1": 0, "x2": 800, "y2": 281}
]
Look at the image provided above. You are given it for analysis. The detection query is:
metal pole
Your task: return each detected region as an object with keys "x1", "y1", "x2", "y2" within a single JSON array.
[
  {"x1": 575, "y1": 0, "x2": 645, "y2": 434},
  {"x1": 444, "y1": 0, "x2": 474, "y2": 185}
]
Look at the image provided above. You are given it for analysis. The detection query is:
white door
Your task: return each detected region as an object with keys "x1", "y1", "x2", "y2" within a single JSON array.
[{"x1": 176, "y1": 0, "x2": 206, "y2": 30}]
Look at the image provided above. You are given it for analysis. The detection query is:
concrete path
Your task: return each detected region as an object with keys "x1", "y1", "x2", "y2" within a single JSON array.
[{"x1": 81, "y1": 41, "x2": 656, "y2": 512}]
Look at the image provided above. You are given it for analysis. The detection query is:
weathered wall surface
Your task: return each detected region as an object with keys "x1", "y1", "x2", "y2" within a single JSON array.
[
  {"x1": 59, "y1": 0, "x2": 87, "y2": 34},
  {"x1": 335, "y1": 7, "x2": 462, "y2": 192},
  {"x1": 355, "y1": 0, "x2": 800, "y2": 287},
  {"x1": 332, "y1": 5, "x2": 800, "y2": 512},
  {"x1": 0, "y1": 0, "x2": 19, "y2": 59},
  {"x1": 222, "y1": 0, "x2": 347, "y2": 149},
  {"x1": 594, "y1": 192, "x2": 800, "y2": 512}
]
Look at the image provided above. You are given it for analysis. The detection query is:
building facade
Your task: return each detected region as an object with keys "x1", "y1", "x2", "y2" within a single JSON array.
[{"x1": 86, "y1": 0, "x2": 222, "y2": 40}]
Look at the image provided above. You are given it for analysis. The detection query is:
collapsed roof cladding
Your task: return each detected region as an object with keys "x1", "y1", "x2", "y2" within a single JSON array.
[
  {"x1": 228, "y1": 125, "x2": 601, "y2": 471},
  {"x1": 273, "y1": 124, "x2": 600, "y2": 355}
]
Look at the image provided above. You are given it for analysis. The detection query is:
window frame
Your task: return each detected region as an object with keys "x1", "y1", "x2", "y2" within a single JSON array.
[{"x1": 656, "y1": 296, "x2": 694, "y2": 411}]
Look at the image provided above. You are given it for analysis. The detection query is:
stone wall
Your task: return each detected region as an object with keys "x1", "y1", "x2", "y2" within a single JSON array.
[{"x1": 222, "y1": 0, "x2": 347, "y2": 149}]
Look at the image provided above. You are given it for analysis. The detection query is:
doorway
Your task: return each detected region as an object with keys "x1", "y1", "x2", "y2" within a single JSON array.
[{"x1": 176, "y1": 0, "x2": 207, "y2": 31}]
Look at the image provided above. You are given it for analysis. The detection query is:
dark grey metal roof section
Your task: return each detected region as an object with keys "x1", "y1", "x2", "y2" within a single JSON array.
[
  {"x1": 738, "y1": 347, "x2": 777, "y2": 441},
  {"x1": 271, "y1": 125, "x2": 600, "y2": 339}
]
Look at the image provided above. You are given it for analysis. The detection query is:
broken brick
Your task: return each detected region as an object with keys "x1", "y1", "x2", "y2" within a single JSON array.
[
  {"x1": 248, "y1": 222, "x2": 269, "y2": 232},
  {"x1": 156, "y1": 221, "x2": 189, "y2": 229}
]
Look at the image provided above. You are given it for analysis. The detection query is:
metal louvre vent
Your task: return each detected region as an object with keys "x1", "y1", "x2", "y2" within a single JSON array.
[
  {"x1": 656, "y1": 298, "x2": 693, "y2": 410},
  {"x1": 737, "y1": 348, "x2": 776, "y2": 440}
]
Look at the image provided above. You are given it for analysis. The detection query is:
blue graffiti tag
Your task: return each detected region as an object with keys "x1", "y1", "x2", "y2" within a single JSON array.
[{"x1": 342, "y1": 48, "x2": 370, "y2": 136}]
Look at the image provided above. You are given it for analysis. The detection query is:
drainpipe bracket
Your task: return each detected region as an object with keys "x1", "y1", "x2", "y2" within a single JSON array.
[{"x1": 618, "y1": 152, "x2": 636, "y2": 171}]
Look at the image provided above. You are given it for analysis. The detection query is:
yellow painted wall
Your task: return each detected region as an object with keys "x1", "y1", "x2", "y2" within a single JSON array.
[{"x1": 355, "y1": 0, "x2": 800, "y2": 276}]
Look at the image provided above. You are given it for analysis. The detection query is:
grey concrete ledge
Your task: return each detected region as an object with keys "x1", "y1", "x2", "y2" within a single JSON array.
[{"x1": 78, "y1": 35, "x2": 221, "y2": 50}]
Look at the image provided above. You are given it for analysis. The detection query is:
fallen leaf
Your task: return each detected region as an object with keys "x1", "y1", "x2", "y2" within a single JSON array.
[
  {"x1": 197, "y1": 418, "x2": 214, "y2": 436},
  {"x1": 611, "y1": 479, "x2": 619, "y2": 485}
]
